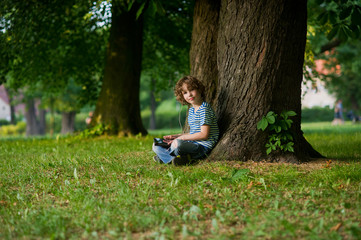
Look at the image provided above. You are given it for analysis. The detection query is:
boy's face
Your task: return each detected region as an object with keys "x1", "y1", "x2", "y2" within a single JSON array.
[{"x1": 181, "y1": 83, "x2": 203, "y2": 107}]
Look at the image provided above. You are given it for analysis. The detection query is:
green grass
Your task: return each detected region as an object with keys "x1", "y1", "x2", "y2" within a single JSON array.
[
  {"x1": 0, "y1": 123, "x2": 360, "y2": 239},
  {"x1": 302, "y1": 122, "x2": 361, "y2": 161}
]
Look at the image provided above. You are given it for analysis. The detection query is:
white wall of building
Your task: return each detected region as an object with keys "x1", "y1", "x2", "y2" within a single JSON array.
[
  {"x1": 301, "y1": 79, "x2": 336, "y2": 109},
  {"x1": 0, "y1": 98, "x2": 11, "y2": 121}
]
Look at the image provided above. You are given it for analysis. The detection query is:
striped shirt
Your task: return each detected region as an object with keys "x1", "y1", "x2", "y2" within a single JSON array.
[{"x1": 188, "y1": 102, "x2": 219, "y2": 149}]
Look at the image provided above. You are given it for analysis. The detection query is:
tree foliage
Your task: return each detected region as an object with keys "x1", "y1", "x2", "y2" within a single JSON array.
[
  {"x1": 306, "y1": 0, "x2": 361, "y2": 111},
  {"x1": 306, "y1": 0, "x2": 361, "y2": 71},
  {"x1": 142, "y1": 0, "x2": 193, "y2": 92},
  {"x1": 321, "y1": 40, "x2": 361, "y2": 111},
  {"x1": 0, "y1": 0, "x2": 107, "y2": 108},
  {"x1": 308, "y1": 0, "x2": 361, "y2": 52}
]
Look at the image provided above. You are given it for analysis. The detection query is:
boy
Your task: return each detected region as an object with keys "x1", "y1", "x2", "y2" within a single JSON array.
[{"x1": 152, "y1": 76, "x2": 219, "y2": 165}]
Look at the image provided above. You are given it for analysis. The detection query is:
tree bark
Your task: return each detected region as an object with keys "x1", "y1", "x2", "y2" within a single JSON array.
[
  {"x1": 61, "y1": 111, "x2": 76, "y2": 134},
  {"x1": 92, "y1": 1, "x2": 147, "y2": 136},
  {"x1": 4, "y1": 86, "x2": 16, "y2": 125},
  {"x1": 38, "y1": 108, "x2": 46, "y2": 135},
  {"x1": 191, "y1": 0, "x2": 323, "y2": 163},
  {"x1": 149, "y1": 89, "x2": 157, "y2": 130},
  {"x1": 25, "y1": 98, "x2": 41, "y2": 136},
  {"x1": 190, "y1": 0, "x2": 220, "y2": 104}
]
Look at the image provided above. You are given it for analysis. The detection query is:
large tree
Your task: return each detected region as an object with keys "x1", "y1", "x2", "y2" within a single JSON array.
[
  {"x1": 190, "y1": 0, "x2": 323, "y2": 163},
  {"x1": 91, "y1": 1, "x2": 147, "y2": 135}
]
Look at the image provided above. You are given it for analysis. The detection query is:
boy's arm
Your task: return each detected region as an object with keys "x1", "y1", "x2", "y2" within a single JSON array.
[
  {"x1": 177, "y1": 125, "x2": 210, "y2": 141},
  {"x1": 164, "y1": 134, "x2": 182, "y2": 140}
]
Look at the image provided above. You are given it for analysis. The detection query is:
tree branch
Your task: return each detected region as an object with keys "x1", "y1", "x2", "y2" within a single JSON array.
[{"x1": 319, "y1": 39, "x2": 341, "y2": 54}]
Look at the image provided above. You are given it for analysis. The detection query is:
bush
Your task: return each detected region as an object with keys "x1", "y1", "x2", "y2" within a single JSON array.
[
  {"x1": 0, "y1": 119, "x2": 10, "y2": 126},
  {"x1": 301, "y1": 106, "x2": 334, "y2": 123},
  {"x1": 0, "y1": 121, "x2": 26, "y2": 136}
]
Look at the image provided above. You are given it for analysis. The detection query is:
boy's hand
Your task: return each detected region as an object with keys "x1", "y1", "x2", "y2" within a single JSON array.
[
  {"x1": 163, "y1": 139, "x2": 173, "y2": 145},
  {"x1": 163, "y1": 135, "x2": 175, "y2": 145},
  {"x1": 163, "y1": 135, "x2": 176, "y2": 140}
]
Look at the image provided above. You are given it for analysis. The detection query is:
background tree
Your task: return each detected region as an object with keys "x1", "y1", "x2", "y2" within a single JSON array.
[
  {"x1": 91, "y1": 0, "x2": 148, "y2": 135},
  {"x1": 307, "y1": 0, "x2": 361, "y2": 54},
  {"x1": 141, "y1": 0, "x2": 193, "y2": 129},
  {"x1": 92, "y1": 0, "x2": 192, "y2": 135},
  {"x1": 0, "y1": 0, "x2": 106, "y2": 135},
  {"x1": 0, "y1": 23, "x2": 16, "y2": 124},
  {"x1": 321, "y1": 40, "x2": 361, "y2": 113},
  {"x1": 306, "y1": 0, "x2": 361, "y2": 114}
]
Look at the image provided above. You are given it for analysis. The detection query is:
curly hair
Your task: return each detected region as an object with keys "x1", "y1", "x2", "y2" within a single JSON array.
[{"x1": 174, "y1": 76, "x2": 206, "y2": 105}]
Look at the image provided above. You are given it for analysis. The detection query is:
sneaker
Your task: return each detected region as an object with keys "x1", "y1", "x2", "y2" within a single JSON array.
[
  {"x1": 153, "y1": 155, "x2": 162, "y2": 163},
  {"x1": 172, "y1": 154, "x2": 192, "y2": 166}
]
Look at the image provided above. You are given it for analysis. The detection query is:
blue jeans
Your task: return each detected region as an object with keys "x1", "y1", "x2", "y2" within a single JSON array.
[{"x1": 152, "y1": 139, "x2": 209, "y2": 164}]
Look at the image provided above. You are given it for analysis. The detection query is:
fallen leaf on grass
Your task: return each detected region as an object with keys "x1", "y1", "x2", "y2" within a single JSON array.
[
  {"x1": 330, "y1": 223, "x2": 342, "y2": 231},
  {"x1": 247, "y1": 181, "x2": 262, "y2": 189},
  {"x1": 322, "y1": 160, "x2": 332, "y2": 169},
  {"x1": 204, "y1": 204, "x2": 214, "y2": 210}
]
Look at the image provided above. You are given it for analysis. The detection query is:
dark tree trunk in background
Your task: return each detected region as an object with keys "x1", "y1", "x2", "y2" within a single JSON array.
[
  {"x1": 61, "y1": 111, "x2": 76, "y2": 134},
  {"x1": 149, "y1": 89, "x2": 157, "y2": 130},
  {"x1": 191, "y1": 0, "x2": 323, "y2": 163},
  {"x1": 92, "y1": 1, "x2": 147, "y2": 136},
  {"x1": 4, "y1": 86, "x2": 16, "y2": 125},
  {"x1": 38, "y1": 108, "x2": 46, "y2": 135},
  {"x1": 9, "y1": 104, "x2": 16, "y2": 125},
  {"x1": 25, "y1": 98, "x2": 43, "y2": 136}
]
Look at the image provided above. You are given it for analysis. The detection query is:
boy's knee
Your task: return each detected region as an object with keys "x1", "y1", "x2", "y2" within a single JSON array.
[
  {"x1": 170, "y1": 139, "x2": 184, "y2": 156},
  {"x1": 171, "y1": 139, "x2": 182, "y2": 149},
  {"x1": 175, "y1": 140, "x2": 189, "y2": 154},
  {"x1": 152, "y1": 143, "x2": 161, "y2": 154}
]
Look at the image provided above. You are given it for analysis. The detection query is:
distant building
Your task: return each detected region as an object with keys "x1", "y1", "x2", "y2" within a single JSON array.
[
  {"x1": 301, "y1": 58, "x2": 337, "y2": 109},
  {"x1": 0, "y1": 85, "x2": 11, "y2": 121},
  {"x1": 0, "y1": 85, "x2": 25, "y2": 121},
  {"x1": 301, "y1": 79, "x2": 336, "y2": 108}
]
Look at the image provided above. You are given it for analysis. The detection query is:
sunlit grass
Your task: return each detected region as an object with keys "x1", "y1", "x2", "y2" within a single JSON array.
[
  {"x1": 302, "y1": 121, "x2": 361, "y2": 160},
  {"x1": 0, "y1": 124, "x2": 360, "y2": 239}
]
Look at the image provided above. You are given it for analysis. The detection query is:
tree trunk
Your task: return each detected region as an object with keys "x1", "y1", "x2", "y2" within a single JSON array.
[
  {"x1": 61, "y1": 111, "x2": 76, "y2": 134},
  {"x1": 25, "y1": 98, "x2": 40, "y2": 136},
  {"x1": 38, "y1": 108, "x2": 46, "y2": 135},
  {"x1": 190, "y1": 0, "x2": 220, "y2": 103},
  {"x1": 4, "y1": 86, "x2": 16, "y2": 125},
  {"x1": 49, "y1": 106, "x2": 55, "y2": 136},
  {"x1": 92, "y1": 1, "x2": 147, "y2": 136},
  {"x1": 191, "y1": 0, "x2": 323, "y2": 163},
  {"x1": 149, "y1": 89, "x2": 157, "y2": 130},
  {"x1": 9, "y1": 104, "x2": 16, "y2": 125}
]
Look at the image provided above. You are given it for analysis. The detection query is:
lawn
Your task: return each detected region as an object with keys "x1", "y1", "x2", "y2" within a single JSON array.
[{"x1": 0, "y1": 122, "x2": 360, "y2": 239}]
